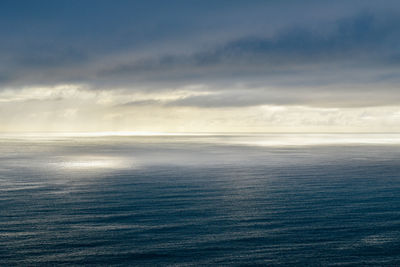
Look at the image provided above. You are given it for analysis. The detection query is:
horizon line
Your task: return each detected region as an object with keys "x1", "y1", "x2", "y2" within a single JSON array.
[{"x1": 2, "y1": 131, "x2": 400, "y2": 137}]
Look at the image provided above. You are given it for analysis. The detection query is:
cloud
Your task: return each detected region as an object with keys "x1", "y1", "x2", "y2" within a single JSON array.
[
  {"x1": 1, "y1": 1, "x2": 400, "y2": 112},
  {"x1": 165, "y1": 87, "x2": 400, "y2": 108},
  {"x1": 100, "y1": 12, "x2": 400, "y2": 83}
]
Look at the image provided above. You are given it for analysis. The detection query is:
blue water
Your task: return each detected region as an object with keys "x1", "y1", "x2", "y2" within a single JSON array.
[{"x1": 1, "y1": 135, "x2": 400, "y2": 266}]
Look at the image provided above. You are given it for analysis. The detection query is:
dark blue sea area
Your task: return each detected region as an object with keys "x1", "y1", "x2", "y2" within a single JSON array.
[{"x1": 1, "y1": 134, "x2": 400, "y2": 266}]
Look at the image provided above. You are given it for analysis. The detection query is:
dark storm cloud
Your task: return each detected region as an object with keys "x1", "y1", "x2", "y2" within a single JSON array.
[
  {"x1": 102, "y1": 12, "x2": 400, "y2": 79},
  {"x1": 1, "y1": 0, "x2": 400, "y2": 107}
]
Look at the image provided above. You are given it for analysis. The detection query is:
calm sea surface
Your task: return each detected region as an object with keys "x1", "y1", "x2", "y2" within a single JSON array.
[{"x1": 1, "y1": 134, "x2": 400, "y2": 266}]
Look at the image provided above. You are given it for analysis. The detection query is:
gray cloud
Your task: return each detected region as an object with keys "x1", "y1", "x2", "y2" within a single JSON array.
[
  {"x1": 1, "y1": 1, "x2": 400, "y2": 108},
  {"x1": 119, "y1": 99, "x2": 163, "y2": 107},
  {"x1": 100, "y1": 13, "x2": 400, "y2": 82},
  {"x1": 166, "y1": 88, "x2": 400, "y2": 108}
]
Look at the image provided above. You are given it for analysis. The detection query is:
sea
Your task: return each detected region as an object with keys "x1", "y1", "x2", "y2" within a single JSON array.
[{"x1": 1, "y1": 133, "x2": 400, "y2": 266}]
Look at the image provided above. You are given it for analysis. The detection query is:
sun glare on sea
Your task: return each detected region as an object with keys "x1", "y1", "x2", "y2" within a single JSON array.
[{"x1": 52, "y1": 156, "x2": 132, "y2": 171}]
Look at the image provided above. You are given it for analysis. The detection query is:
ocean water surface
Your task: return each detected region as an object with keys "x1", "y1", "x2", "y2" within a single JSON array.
[{"x1": 1, "y1": 134, "x2": 400, "y2": 266}]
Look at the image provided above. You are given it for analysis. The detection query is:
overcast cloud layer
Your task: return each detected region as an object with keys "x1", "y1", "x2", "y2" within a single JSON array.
[{"x1": 1, "y1": 0, "x2": 400, "y2": 132}]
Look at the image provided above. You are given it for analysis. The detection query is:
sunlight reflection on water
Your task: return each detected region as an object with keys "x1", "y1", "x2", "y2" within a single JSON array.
[{"x1": 51, "y1": 156, "x2": 133, "y2": 171}]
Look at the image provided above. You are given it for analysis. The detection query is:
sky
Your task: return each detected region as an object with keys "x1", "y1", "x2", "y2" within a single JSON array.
[{"x1": 1, "y1": 0, "x2": 400, "y2": 133}]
